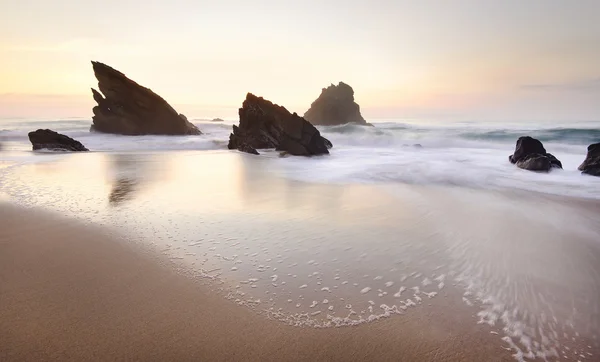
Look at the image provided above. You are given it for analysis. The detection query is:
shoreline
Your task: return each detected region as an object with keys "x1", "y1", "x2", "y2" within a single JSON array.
[{"x1": 0, "y1": 203, "x2": 514, "y2": 361}]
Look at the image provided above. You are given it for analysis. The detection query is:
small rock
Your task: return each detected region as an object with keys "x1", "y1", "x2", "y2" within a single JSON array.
[
  {"x1": 509, "y1": 136, "x2": 562, "y2": 172},
  {"x1": 28, "y1": 129, "x2": 88, "y2": 152}
]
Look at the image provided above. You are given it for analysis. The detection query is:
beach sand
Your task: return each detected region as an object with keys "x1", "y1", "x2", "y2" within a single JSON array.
[
  {"x1": 1, "y1": 151, "x2": 599, "y2": 361},
  {"x1": 0, "y1": 203, "x2": 513, "y2": 362}
]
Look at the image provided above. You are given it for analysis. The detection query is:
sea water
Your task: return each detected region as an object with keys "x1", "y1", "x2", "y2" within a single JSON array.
[{"x1": 1, "y1": 118, "x2": 599, "y2": 199}]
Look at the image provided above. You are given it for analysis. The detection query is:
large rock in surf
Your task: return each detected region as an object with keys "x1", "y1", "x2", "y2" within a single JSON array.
[
  {"x1": 509, "y1": 136, "x2": 562, "y2": 172},
  {"x1": 228, "y1": 93, "x2": 332, "y2": 156},
  {"x1": 28, "y1": 129, "x2": 89, "y2": 151},
  {"x1": 90, "y1": 61, "x2": 201, "y2": 136},
  {"x1": 578, "y1": 143, "x2": 600, "y2": 176},
  {"x1": 304, "y1": 82, "x2": 369, "y2": 126}
]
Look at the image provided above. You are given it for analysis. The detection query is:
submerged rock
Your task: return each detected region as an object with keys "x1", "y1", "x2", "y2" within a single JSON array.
[
  {"x1": 28, "y1": 129, "x2": 89, "y2": 151},
  {"x1": 228, "y1": 93, "x2": 332, "y2": 156},
  {"x1": 304, "y1": 82, "x2": 369, "y2": 126},
  {"x1": 509, "y1": 136, "x2": 562, "y2": 172},
  {"x1": 90, "y1": 61, "x2": 201, "y2": 136},
  {"x1": 578, "y1": 143, "x2": 600, "y2": 176}
]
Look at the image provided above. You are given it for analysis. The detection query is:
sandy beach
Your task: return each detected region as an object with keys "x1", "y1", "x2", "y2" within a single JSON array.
[
  {"x1": 0, "y1": 203, "x2": 514, "y2": 362},
  {"x1": 1, "y1": 151, "x2": 599, "y2": 362}
]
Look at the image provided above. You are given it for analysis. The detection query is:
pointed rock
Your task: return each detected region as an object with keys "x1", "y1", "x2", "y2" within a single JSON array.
[
  {"x1": 304, "y1": 82, "x2": 369, "y2": 126},
  {"x1": 90, "y1": 61, "x2": 201, "y2": 135},
  {"x1": 228, "y1": 93, "x2": 331, "y2": 156},
  {"x1": 28, "y1": 129, "x2": 89, "y2": 151}
]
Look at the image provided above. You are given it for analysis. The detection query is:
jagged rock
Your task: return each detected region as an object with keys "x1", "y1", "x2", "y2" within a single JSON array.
[
  {"x1": 304, "y1": 82, "x2": 369, "y2": 126},
  {"x1": 578, "y1": 143, "x2": 600, "y2": 176},
  {"x1": 509, "y1": 136, "x2": 562, "y2": 172},
  {"x1": 90, "y1": 61, "x2": 201, "y2": 136},
  {"x1": 28, "y1": 129, "x2": 89, "y2": 151},
  {"x1": 228, "y1": 93, "x2": 332, "y2": 156}
]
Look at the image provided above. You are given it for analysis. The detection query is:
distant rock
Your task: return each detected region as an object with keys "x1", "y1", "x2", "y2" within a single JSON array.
[
  {"x1": 578, "y1": 143, "x2": 600, "y2": 176},
  {"x1": 228, "y1": 93, "x2": 332, "y2": 156},
  {"x1": 509, "y1": 136, "x2": 562, "y2": 172},
  {"x1": 304, "y1": 82, "x2": 369, "y2": 126},
  {"x1": 28, "y1": 129, "x2": 89, "y2": 152},
  {"x1": 210, "y1": 118, "x2": 225, "y2": 122},
  {"x1": 90, "y1": 61, "x2": 201, "y2": 136}
]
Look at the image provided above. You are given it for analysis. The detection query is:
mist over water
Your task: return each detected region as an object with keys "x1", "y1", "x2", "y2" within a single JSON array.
[{"x1": 0, "y1": 118, "x2": 599, "y2": 199}]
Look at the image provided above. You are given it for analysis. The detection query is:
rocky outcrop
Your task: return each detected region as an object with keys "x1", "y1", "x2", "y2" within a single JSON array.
[
  {"x1": 304, "y1": 82, "x2": 369, "y2": 126},
  {"x1": 228, "y1": 93, "x2": 332, "y2": 156},
  {"x1": 509, "y1": 136, "x2": 562, "y2": 172},
  {"x1": 90, "y1": 61, "x2": 201, "y2": 136},
  {"x1": 28, "y1": 129, "x2": 89, "y2": 151},
  {"x1": 578, "y1": 143, "x2": 600, "y2": 176}
]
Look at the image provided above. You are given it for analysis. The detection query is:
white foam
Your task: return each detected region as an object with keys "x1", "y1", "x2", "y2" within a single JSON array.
[{"x1": 393, "y1": 287, "x2": 406, "y2": 298}]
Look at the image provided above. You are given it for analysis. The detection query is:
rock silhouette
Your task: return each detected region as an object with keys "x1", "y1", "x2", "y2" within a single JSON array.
[
  {"x1": 28, "y1": 129, "x2": 88, "y2": 151},
  {"x1": 228, "y1": 93, "x2": 331, "y2": 156},
  {"x1": 90, "y1": 61, "x2": 201, "y2": 136},
  {"x1": 304, "y1": 82, "x2": 369, "y2": 126},
  {"x1": 509, "y1": 136, "x2": 562, "y2": 172}
]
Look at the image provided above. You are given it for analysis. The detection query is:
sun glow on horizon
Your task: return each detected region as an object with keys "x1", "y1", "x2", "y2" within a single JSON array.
[{"x1": 1, "y1": 0, "x2": 599, "y2": 121}]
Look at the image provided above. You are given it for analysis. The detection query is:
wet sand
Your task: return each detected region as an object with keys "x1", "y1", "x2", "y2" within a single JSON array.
[{"x1": 0, "y1": 203, "x2": 512, "y2": 362}]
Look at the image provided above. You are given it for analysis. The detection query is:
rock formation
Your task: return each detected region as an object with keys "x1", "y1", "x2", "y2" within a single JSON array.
[
  {"x1": 304, "y1": 82, "x2": 369, "y2": 126},
  {"x1": 509, "y1": 136, "x2": 562, "y2": 172},
  {"x1": 90, "y1": 61, "x2": 201, "y2": 136},
  {"x1": 228, "y1": 93, "x2": 332, "y2": 156},
  {"x1": 578, "y1": 143, "x2": 600, "y2": 176},
  {"x1": 28, "y1": 129, "x2": 89, "y2": 151}
]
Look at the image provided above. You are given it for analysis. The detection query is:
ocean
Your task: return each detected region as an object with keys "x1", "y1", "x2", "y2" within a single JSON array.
[{"x1": 1, "y1": 118, "x2": 599, "y2": 199}]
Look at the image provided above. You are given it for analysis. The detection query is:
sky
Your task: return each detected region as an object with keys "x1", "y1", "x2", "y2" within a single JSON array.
[{"x1": 1, "y1": 0, "x2": 599, "y2": 121}]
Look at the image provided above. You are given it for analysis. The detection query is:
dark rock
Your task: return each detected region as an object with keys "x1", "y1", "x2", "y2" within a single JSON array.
[
  {"x1": 304, "y1": 82, "x2": 369, "y2": 126},
  {"x1": 90, "y1": 61, "x2": 201, "y2": 136},
  {"x1": 509, "y1": 136, "x2": 562, "y2": 172},
  {"x1": 228, "y1": 93, "x2": 331, "y2": 156},
  {"x1": 237, "y1": 142, "x2": 260, "y2": 155},
  {"x1": 211, "y1": 118, "x2": 225, "y2": 122},
  {"x1": 545, "y1": 153, "x2": 563, "y2": 169},
  {"x1": 578, "y1": 143, "x2": 600, "y2": 176},
  {"x1": 28, "y1": 129, "x2": 89, "y2": 151},
  {"x1": 516, "y1": 154, "x2": 551, "y2": 172}
]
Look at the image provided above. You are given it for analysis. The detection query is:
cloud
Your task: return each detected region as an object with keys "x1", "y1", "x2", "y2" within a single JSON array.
[{"x1": 520, "y1": 77, "x2": 600, "y2": 92}]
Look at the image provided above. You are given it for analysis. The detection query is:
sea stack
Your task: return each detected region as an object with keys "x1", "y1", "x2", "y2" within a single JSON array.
[
  {"x1": 28, "y1": 129, "x2": 89, "y2": 151},
  {"x1": 508, "y1": 136, "x2": 562, "y2": 172},
  {"x1": 228, "y1": 93, "x2": 332, "y2": 156},
  {"x1": 578, "y1": 143, "x2": 600, "y2": 176},
  {"x1": 304, "y1": 82, "x2": 369, "y2": 126},
  {"x1": 90, "y1": 61, "x2": 201, "y2": 136}
]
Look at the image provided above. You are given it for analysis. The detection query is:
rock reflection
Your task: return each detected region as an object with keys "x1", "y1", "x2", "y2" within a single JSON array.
[
  {"x1": 109, "y1": 178, "x2": 138, "y2": 205},
  {"x1": 235, "y1": 154, "x2": 341, "y2": 211},
  {"x1": 106, "y1": 153, "x2": 169, "y2": 206}
]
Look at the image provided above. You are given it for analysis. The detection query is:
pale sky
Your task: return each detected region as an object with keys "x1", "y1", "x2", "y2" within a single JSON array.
[{"x1": 1, "y1": 0, "x2": 599, "y2": 121}]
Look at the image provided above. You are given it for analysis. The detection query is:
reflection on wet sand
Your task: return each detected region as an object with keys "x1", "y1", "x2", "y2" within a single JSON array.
[
  {"x1": 106, "y1": 153, "x2": 170, "y2": 206},
  {"x1": 109, "y1": 178, "x2": 138, "y2": 205},
  {"x1": 234, "y1": 153, "x2": 376, "y2": 223}
]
